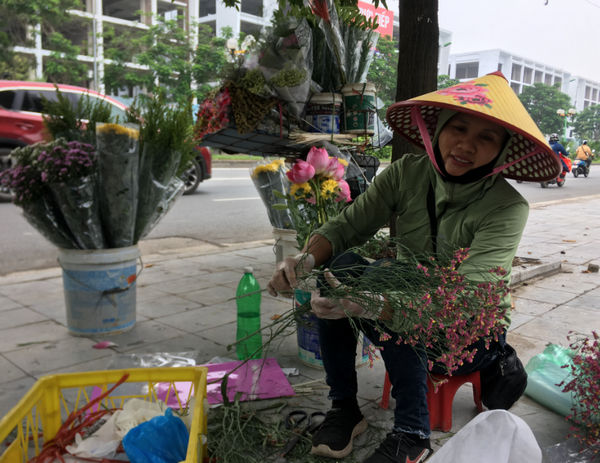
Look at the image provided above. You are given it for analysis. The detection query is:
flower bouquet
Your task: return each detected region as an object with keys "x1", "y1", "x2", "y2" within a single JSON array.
[
  {"x1": 250, "y1": 159, "x2": 294, "y2": 230},
  {"x1": 277, "y1": 146, "x2": 351, "y2": 248},
  {"x1": 560, "y1": 331, "x2": 600, "y2": 455},
  {"x1": 0, "y1": 91, "x2": 189, "y2": 250},
  {"x1": 313, "y1": 245, "x2": 511, "y2": 376}
]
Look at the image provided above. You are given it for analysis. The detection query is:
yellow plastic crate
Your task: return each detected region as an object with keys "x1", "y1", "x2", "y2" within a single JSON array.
[{"x1": 0, "y1": 367, "x2": 208, "y2": 463}]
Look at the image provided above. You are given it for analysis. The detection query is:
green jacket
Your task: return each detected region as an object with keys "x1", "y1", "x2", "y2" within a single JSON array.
[{"x1": 317, "y1": 153, "x2": 529, "y2": 319}]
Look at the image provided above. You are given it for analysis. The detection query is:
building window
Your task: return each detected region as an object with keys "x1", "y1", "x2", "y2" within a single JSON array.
[
  {"x1": 523, "y1": 67, "x2": 533, "y2": 84},
  {"x1": 240, "y1": 20, "x2": 262, "y2": 38},
  {"x1": 585, "y1": 86, "x2": 591, "y2": 99},
  {"x1": 554, "y1": 77, "x2": 562, "y2": 86},
  {"x1": 511, "y1": 64, "x2": 521, "y2": 81},
  {"x1": 241, "y1": 0, "x2": 263, "y2": 17},
  {"x1": 200, "y1": 0, "x2": 216, "y2": 16},
  {"x1": 534, "y1": 70, "x2": 543, "y2": 83},
  {"x1": 455, "y1": 61, "x2": 479, "y2": 79},
  {"x1": 510, "y1": 82, "x2": 520, "y2": 94},
  {"x1": 497, "y1": 63, "x2": 503, "y2": 72},
  {"x1": 544, "y1": 74, "x2": 552, "y2": 85}
]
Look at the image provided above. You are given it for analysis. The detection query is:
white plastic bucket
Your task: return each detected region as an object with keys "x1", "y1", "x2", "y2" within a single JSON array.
[
  {"x1": 304, "y1": 92, "x2": 343, "y2": 134},
  {"x1": 272, "y1": 227, "x2": 299, "y2": 265},
  {"x1": 58, "y1": 245, "x2": 139, "y2": 336},
  {"x1": 294, "y1": 289, "x2": 372, "y2": 369},
  {"x1": 342, "y1": 82, "x2": 376, "y2": 134}
]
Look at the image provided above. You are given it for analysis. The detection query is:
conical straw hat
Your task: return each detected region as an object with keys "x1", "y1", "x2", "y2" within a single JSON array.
[{"x1": 386, "y1": 71, "x2": 561, "y2": 182}]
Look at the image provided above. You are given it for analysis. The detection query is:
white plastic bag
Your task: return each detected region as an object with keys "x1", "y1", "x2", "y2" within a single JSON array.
[{"x1": 428, "y1": 410, "x2": 542, "y2": 463}]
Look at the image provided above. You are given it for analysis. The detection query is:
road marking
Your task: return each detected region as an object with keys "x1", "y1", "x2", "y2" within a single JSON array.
[{"x1": 213, "y1": 197, "x2": 260, "y2": 202}]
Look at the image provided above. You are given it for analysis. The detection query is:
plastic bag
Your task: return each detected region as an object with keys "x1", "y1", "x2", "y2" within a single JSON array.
[
  {"x1": 123, "y1": 408, "x2": 189, "y2": 463},
  {"x1": 65, "y1": 413, "x2": 121, "y2": 459},
  {"x1": 543, "y1": 437, "x2": 600, "y2": 463},
  {"x1": 258, "y1": 18, "x2": 314, "y2": 119},
  {"x1": 428, "y1": 410, "x2": 542, "y2": 463},
  {"x1": 250, "y1": 159, "x2": 294, "y2": 229},
  {"x1": 524, "y1": 343, "x2": 575, "y2": 417},
  {"x1": 96, "y1": 122, "x2": 140, "y2": 248},
  {"x1": 49, "y1": 175, "x2": 106, "y2": 249}
]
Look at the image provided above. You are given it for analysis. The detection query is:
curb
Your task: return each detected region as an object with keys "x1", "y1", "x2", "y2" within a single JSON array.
[{"x1": 511, "y1": 260, "x2": 562, "y2": 287}]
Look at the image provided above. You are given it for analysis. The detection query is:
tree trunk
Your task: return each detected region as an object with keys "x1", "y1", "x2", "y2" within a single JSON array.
[
  {"x1": 390, "y1": 0, "x2": 438, "y2": 237},
  {"x1": 391, "y1": 0, "x2": 439, "y2": 163}
]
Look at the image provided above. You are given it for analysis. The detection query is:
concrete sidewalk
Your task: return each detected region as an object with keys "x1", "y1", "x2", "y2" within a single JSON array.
[{"x1": 0, "y1": 197, "x2": 599, "y2": 461}]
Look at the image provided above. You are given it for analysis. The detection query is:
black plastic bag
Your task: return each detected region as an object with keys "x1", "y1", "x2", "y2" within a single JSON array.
[{"x1": 480, "y1": 343, "x2": 528, "y2": 410}]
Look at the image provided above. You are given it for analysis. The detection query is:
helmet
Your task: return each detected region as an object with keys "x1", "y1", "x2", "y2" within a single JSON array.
[
  {"x1": 582, "y1": 140, "x2": 588, "y2": 144},
  {"x1": 549, "y1": 133, "x2": 559, "y2": 142}
]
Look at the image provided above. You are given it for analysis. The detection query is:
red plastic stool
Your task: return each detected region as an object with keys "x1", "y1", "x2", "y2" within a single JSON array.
[{"x1": 379, "y1": 370, "x2": 483, "y2": 432}]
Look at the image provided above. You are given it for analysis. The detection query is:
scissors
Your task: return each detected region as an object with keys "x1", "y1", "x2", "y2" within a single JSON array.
[{"x1": 272, "y1": 410, "x2": 326, "y2": 462}]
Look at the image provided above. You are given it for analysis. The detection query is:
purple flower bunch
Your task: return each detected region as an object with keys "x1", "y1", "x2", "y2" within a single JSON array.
[
  {"x1": 0, "y1": 163, "x2": 44, "y2": 204},
  {"x1": 0, "y1": 139, "x2": 97, "y2": 205},
  {"x1": 37, "y1": 140, "x2": 96, "y2": 184},
  {"x1": 561, "y1": 331, "x2": 600, "y2": 454}
]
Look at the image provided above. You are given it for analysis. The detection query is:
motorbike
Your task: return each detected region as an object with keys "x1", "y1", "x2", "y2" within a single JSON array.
[
  {"x1": 540, "y1": 152, "x2": 570, "y2": 188},
  {"x1": 572, "y1": 159, "x2": 590, "y2": 178}
]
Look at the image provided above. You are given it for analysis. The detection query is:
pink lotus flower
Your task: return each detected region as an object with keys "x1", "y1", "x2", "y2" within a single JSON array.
[
  {"x1": 336, "y1": 179, "x2": 351, "y2": 202},
  {"x1": 306, "y1": 146, "x2": 330, "y2": 174},
  {"x1": 286, "y1": 160, "x2": 315, "y2": 184},
  {"x1": 325, "y1": 158, "x2": 345, "y2": 180}
]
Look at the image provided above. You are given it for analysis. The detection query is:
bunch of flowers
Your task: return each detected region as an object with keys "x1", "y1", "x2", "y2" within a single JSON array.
[
  {"x1": 38, "y1": 140, "x2": 96, "y2": 183},
  {"x1": 0, "y1": 91, "x2": 189, "y2": 250},
  {"x1": 194, "y1": 88, "x2": 231, "y2": 140},
  {"x1": 560, "y1": 331, "x2": 600, "y2": 454},
  {"x1": 313, "y1": 245, "x2": 510, "y2": 376},
  {"x1": 250, "y1": 159, "x2": 293, "y2": 230},
  {"x1": 283, "y1": 146, "x2": 351, "y2": 247}
]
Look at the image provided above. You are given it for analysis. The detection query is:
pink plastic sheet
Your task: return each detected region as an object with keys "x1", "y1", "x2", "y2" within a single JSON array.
[
  {"x1": 204, "y1": 358, "x2": 295, "y2": 404},
  {"x1": 155, "y1": 358, "x2": 295, "y2": 407}
]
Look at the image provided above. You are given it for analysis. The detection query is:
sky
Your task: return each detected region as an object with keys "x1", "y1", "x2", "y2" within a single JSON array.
[{"x1": 436, "y1": 0, "x2": 600, "y2": 82}]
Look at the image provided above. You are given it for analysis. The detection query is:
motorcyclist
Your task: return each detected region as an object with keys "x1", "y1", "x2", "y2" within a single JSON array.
[
  {"x1": 575, "y1": 140, "x2": 594, "y2": 169},
  {"x1": 549, "y1": 133, "x2": 569, "y2": 184}
]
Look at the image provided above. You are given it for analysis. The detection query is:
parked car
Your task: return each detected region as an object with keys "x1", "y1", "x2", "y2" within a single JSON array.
[{"x1": 0, "y1": 80, "x2": 211, "y2": 200}]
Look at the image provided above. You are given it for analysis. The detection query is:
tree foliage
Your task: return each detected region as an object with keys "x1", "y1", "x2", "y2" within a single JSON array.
[
  {"x1": 368, "y1": 33, "x2": 397, "y2": 118},
  {"x1": 437, "y1": 74, "x2": 459, "y2": 89},
  {"x1": 192, "y1": 25, "x2": 230, "y2": 102},
  {"x1": 0, "y1": 0, "x2": 82, "y2": 80},
  {"x1": 44, "y1": 32, "x2": 88, "y2": 86},
  {"x1": 518, "y1": 83, "x2": 572, "y2": 136},
  {"x1": 573, "y1": 104, "x2": 600, "y2": 150}
]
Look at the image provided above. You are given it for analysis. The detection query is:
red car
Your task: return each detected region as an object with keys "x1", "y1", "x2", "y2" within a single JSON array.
[{"x1": 0, "y1": 80, "x2": 210, "y2": 200}]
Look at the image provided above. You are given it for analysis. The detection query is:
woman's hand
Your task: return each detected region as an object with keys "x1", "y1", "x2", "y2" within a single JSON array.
[
  {"x1": 310, "y1": 271, "x2": 383, "y2": 319},
  {"x1": 267, "y1": 253, "x2": 315, "y2": 297}
]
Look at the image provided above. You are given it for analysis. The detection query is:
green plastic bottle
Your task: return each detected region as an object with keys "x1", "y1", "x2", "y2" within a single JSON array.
[{"x1": 236, "y1": 267, "x2": 262, "y2": 360}]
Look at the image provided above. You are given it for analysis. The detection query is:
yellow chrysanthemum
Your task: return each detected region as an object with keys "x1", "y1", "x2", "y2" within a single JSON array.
[
  {"x1": 336, "y1": 157, "x2": 348, "y2": 167},
  {"x1": 251, "y1": 159, "x2": 285, "y2": 177},
  {"x1": 290, "y1": 182, "x2": 313, "y2": 199},
  {"x1": 97, "y1": 123, "x2": 139, "y2": 140},
  {"x1": 321, "y1": 179, "x2": 339, "y2": 199}
]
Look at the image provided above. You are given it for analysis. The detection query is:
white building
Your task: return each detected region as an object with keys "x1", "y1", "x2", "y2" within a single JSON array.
[{"x1": 447, "y1": 49, "x2": 600, "y2": 112}]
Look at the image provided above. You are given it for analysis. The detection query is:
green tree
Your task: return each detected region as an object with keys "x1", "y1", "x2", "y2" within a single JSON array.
[
  {"x1": 0, "y1": 0, "x2": 81, "y2": 80},
  {"x1": 44, "y1": 32, "x2": 88, "y2": 86},
  {"x1": 572, "y1": 104, "x2": 600, "y2": 151},
  {"x1": 368, "y1": 34, "x2": 397, "y2": 118},
  {"x1": 518, "y1": 83, "x2": 572, "y2": 136},
  {"x1": 192, "y1": 25, "x2": 230, "y2": 102},
  {"x1": 437, "y1": 74, "x2": 459, "y2": 89}
]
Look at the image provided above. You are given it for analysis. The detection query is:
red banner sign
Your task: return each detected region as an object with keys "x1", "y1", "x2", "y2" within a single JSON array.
[{"x1": 357, "y1": 1, "x2": 394, "y2": 38}]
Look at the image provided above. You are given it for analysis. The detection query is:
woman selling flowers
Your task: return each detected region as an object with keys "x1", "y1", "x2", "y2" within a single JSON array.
[{"x1": 267, "y1": 72, "x2": 562, "y2": 463}]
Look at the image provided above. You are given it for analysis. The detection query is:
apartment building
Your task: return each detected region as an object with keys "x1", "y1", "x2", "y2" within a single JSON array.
[{"x1": 447, "y1": 49, "x2": 600, "y2": 112}]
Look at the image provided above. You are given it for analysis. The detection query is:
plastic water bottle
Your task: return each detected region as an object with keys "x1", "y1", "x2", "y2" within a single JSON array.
[{"x1": 236, "y1": 267, "x2": 262, "y2": 360}]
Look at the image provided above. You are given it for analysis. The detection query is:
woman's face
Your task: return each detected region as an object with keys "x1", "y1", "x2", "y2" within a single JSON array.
[{"x1": 438, "y1": 113, "x2": 508, "y2": 177}]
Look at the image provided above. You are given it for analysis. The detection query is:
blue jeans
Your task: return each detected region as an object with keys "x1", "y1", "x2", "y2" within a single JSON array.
[{"x1": 317, "y1": 252, "x2": 505, "y2": 438}]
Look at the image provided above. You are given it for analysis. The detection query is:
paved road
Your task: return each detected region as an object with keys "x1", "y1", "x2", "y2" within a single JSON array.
[{"x1": 1, "y1": 165, "x2": 598, "y2": 275}]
